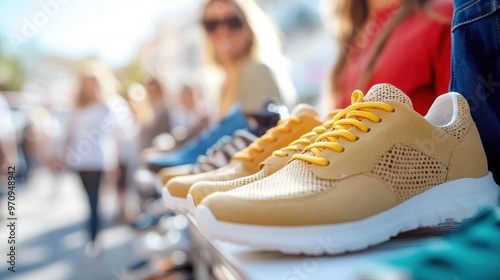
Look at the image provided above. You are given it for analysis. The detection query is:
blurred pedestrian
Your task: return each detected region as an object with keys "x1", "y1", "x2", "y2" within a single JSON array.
[
  {"x1": 168, "y1": 81, "x2": 209, "y2": 147},
  {"x1": 62, "y1": 60, "x2": 121, "y2": 257},
  {"x1": 143, "y1": 76, "x2": 172, "y2": 149}
]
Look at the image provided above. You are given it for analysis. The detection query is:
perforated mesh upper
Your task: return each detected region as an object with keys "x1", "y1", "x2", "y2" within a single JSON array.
[
  {"x1": 230, "y1": 160, "x2": 333, "y2": 200},
  {"x1": 441, "y1": 96, "x2": 473, "y2": 141},
  {"x1": 372, "y1": 143, "x2": 447, "y2": 202},
  {"x1": 363, "y1": 83, "x2": 413, "y2": 108}
]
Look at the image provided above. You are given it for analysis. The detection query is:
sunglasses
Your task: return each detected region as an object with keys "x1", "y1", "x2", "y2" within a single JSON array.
[{"x1": 202, "y1": 16, "x2": 244, "y2": 32}]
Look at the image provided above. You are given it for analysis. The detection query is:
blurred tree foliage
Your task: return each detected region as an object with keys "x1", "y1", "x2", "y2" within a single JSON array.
[
  {"x1": 120, "y1": 57, "x2": 144, "y2": 95},
  {"x1": 0, "y1": 48, "x2": 26, "y2": 91}
]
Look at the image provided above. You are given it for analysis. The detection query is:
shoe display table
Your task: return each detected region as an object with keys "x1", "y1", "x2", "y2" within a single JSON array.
[{"x1": 187, "y1": 215, "x2": 459, "y2": 280}]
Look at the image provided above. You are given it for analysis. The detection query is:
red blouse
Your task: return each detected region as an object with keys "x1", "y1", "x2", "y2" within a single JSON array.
[{"x1": 337, "y1": 0, "x2": 453, "y2": 115}]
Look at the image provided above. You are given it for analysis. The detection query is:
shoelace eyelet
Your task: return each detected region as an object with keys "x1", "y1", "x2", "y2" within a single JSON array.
[{"x1": 293, "y1": 90, "x2": 394, "y2": 166}]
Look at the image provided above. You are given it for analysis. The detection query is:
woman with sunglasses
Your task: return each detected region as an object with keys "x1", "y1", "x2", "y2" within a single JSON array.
[
  {"x1": 326, "y1": 0, "x2": 453, "y2": 115},
  {"x1": 145, "y1": 0, "x2": 295, "y2": 173},
  {"x1": 200, "y1": 0, "x2": 296, "y2": 118}
]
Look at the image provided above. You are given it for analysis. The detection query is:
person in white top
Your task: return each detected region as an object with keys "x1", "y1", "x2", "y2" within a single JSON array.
[
  {"x1": 169, "y1": 82, "x2": 209, "y2": 146},
  {"x1": 63, "y1": 61, "x2": 121, "y2": 257}
]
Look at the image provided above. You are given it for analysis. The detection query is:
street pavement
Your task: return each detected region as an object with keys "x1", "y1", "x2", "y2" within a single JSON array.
[{"x1": 0, "y1": 167, "x2": 145, "y2": 280}]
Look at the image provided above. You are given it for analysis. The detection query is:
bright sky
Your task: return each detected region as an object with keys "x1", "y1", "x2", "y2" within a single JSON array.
[{"x1": 0, "y1": 0, "x2": 201, "y2": 66}]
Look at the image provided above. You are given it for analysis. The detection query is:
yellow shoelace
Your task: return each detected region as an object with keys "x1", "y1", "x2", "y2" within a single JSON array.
[
  {"x1": 272, "y1": 90, "x2": 363, "y2": 158},
  {"x1": 232, "y1": 116, "x2": 302, "y2": 162},
  {"x1": 272, "y1": 121, "x2": 334, "y2": 157},
  {"x1": 292, "y1": 90, "x2": 394, "y2": 166}
]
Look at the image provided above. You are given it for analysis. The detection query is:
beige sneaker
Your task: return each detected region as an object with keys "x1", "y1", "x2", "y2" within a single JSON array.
[
  {"x1": 162, "y1": 104, "x2": 323, "y2": 213},
  {"x1": 188, "y1": 109, "x2": 343, "y2": 212},
  {"x1": 194, "y1": 84, "x2": 500, "y2": 255}
]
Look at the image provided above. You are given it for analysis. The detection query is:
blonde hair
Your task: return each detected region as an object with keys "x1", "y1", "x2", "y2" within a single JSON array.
[
  {"x1": 200, "y1": 0, "x2": 282, "y2": 67},
  {"x1": 76, "y1": 60, "x2": 120, "y2": 107},
  {"x1": 328, "y1": 0, "x2": 436, "y2": 102}
]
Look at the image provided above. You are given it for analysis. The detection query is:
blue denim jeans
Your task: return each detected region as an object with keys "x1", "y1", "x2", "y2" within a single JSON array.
[
  {"x1": 451, "y1": 0, "x2": 500, "y2": 184},
  {"x1": 79, "y1": 171, "x2": 102, "y2": 242}
]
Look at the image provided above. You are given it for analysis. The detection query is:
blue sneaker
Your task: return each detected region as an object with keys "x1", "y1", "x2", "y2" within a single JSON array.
[
  {"x1": 147, "y1": 103, "x2": 280, "y2": 172},
  {"x1": 147, "y1": 105, "x2": 249, "y2": 172},
  {"x1": 361, "y1": 207, "x2": 500, "y2": 280}
]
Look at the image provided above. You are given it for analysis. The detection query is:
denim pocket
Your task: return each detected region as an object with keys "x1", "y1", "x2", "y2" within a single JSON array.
[{"x1": 453, "y1": 0, "x2": 500, "y2": 30}]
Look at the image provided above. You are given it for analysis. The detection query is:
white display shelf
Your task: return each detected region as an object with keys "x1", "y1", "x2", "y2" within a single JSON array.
[{"x1": 187, "y1": 215, "x2": 458, "y2": 280}]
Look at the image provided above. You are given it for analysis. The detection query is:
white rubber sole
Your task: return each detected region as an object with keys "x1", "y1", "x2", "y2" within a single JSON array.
[
  {"x1": 162, "y1": 187, "x2": 189, "y2": 214},
  {"x1": 187, "y1": 194, "x2": 197, "y2": 215},
  {"x1": 195, "y1": 173, "x2": 500, "y2": 255}
]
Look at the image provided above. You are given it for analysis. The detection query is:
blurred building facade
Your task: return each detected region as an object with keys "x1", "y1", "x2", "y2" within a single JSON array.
[
  {"x1": 129, "y1": 0, "x2": 333, "y2": 105},
  {"x1": 3, "y1": 0, "x2": 334, "y2": 109}
]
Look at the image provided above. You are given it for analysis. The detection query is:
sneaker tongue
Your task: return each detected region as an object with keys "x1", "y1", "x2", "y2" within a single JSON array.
[
  {"x1": 290, "y1": 104, "x2": 319, "y2": 118},
  {"x1": 363, "y1": 84, "x2": 413, "y2": 109}
]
